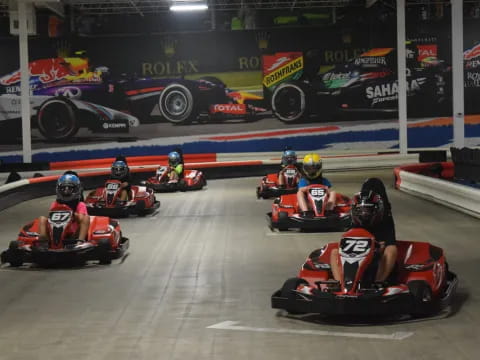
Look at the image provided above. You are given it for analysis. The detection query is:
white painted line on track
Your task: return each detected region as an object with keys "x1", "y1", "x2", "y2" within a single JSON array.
[{"x1": 207, "y1": 321, "x2": 414, "y2": 341}]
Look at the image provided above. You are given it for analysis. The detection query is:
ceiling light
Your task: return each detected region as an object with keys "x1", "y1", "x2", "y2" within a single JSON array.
[{"x1": 170, "y1": 3, "x2": 208, "y2": 12}]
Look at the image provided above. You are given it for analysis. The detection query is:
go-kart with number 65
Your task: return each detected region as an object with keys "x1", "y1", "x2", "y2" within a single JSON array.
[
  {"x1": 268, "y1": 184, "x2": 351, "y2": 231},
  {"x1": 85, "y1": 179, "x2": 160, "y2": 217},
  {"x1": 271, "y1": 227, "x2": 458, "y2": 317},
  {"x1": 0, "y1": 204, "x2": 129, "y2": 267}
]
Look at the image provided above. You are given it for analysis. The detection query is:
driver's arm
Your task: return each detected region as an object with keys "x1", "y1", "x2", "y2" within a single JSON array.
[{"x1": 75, "y1": 212, "x2": 90, "y2": 241}]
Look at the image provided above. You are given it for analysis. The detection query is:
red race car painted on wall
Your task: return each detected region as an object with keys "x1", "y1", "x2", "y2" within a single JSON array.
[
  {"x1": 0, "y1": 55, "x2": 266, "y2": 127},
  {"x1": 271, "y1": 227, "x2": 458, "y2": 317},
  {"x1": 268, "y1": 184, "x2": 351, "y2": 231},
  {"x1": 0, "y1": 204, "x2": 129, "y2": 267}
]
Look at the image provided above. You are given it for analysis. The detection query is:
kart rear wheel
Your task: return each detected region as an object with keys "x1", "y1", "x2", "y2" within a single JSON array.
[
  {"x1": 37, "y1": 98, "x2": 79, "y2": 141},
  {"x1": 159, "y1": 84, "x2": 198, "y2": 124},
  {"x1": 271, "y1": 82, "x2": 308, "y2": 123},
  {"x1": 408, "y1": 280, "x2": 433, "y2": 316},
  {"x1": 280, "y1": 277, "x2": 309, "y2": 315},
  {"x1": 98, "y1": 238, "x2": 112, "y2": 265},
  {"x1": 7, "y1": 240, "x2": 23, "y2": 267}
]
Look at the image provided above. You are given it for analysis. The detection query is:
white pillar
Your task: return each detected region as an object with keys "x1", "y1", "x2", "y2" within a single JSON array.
[
  {"x1": 18, "y1": 0, "x2": 32, "y2": 163},
  {"x1": 452, "y1": 0, "x2": 465, "y2": 148},
  {"x1": 396, "y1": 0, "x2": 408, "y2": 155}
]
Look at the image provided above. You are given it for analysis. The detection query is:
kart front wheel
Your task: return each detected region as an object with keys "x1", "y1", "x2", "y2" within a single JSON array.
[
  {"x1": 37, "y1": 98, "x2": 79, "y2": 141},
  {"x1": 280, "y1": 277, "x2": 309, "y2": 314},
  {"x1": 408, "y1": 280, "x2": 433, "y2": 316},
  {"x1": 271, "y1": 82, "x2": 308, "y2": 123},
  {"x1": 277, "y1": 211, "x2": 289, "y2": 231},
  {"x1": 7, "y1": 240, "x2": 23, "y2": 267},
  {"x1": 159, "y1": 84, "x2": 198, "y2": 124},
  {"x1": 98, "y1": 238, "x2": 112, "y2": 265}
]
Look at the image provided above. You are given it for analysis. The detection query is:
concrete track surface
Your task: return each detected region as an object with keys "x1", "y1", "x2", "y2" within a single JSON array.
[{"x1": 0, "y1": 170, "x2": 478, "y2": 360}]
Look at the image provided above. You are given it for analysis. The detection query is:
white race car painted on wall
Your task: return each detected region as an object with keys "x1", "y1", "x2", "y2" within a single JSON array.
[
  {"x1": 264, "y1": 47, "x2": 452, "y2": 123},
  {"x1": 0, "y1": 93, "x2": 139, "y2": 141}
]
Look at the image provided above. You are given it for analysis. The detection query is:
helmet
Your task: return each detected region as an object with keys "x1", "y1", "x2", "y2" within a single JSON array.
[
  {"x1": 351, "y1": 190, "x2": 384, "y2": 228},
  {"x1": 168, "y1": 151, "x2": 181, "y2": 167},
  {"x1": 111, "y1": 160, "x2": 128, "y2": 179},
  {"x1": 56, "y1": 174, "x2": 81, "y2": 202},
  {"x1": 302, "y1": 153, "x2": 322, "y2": 179},
  {"x1": 282, "y1": 150, "x2": 297, "y2": 166}
]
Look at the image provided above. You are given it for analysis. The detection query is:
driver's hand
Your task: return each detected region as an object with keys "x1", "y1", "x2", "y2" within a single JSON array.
[{"x1": 326, "y1": 200, "x2": 335, "y2": 210}]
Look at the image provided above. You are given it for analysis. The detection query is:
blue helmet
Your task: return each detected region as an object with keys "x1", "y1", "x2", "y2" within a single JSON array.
[
  {"x1": 111, "y1": 160, "x2": 128, "y2": 179},
  {"x1": 168, "y1": 151, "x2": 181, "y2": 167},
  {"x1": 56, "y1": 174, "x2": 81, "y2": 202},
  {"x1": 282, "y1": 150, "x2": 297, "y2": 166}
]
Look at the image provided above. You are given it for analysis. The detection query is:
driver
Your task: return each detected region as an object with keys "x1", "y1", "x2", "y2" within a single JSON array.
[
  {"x1": 38, "y1": 173, "x2": 90, "y2": 242},
  {"x1": 110, "y1": 160, "x2": 132, "y2": 201},
  {"x1": 278, "y1": 149, "x2": 298, "y2": 187},
  {"x1": 167, "y1": 151, "x2": 184, "y2": 182},
  {"x1": 297, "y1": 153, "x2": 336, "y2": 217},
  {"x1": 330, "y1": 178, "x2": 397, "y2": 284}
]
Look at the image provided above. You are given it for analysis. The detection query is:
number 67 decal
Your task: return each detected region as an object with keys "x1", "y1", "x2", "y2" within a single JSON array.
[{"x1": 50, "y1": 212, "x2": 71, "y2": 222}]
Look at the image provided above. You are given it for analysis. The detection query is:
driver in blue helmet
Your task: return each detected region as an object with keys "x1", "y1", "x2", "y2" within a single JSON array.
[
  {"x1": 38, "y1": 173, "x2": 90, "y2": 242},
  {"x1": 278, "y1": 149, "x2": 298, "y2": 187},
  {"x1": 109, "y1": 160, "x2": 132, "y2": 201},
  {"x1": 167, "y1": 151, "x2": 184, "y2": 182}
]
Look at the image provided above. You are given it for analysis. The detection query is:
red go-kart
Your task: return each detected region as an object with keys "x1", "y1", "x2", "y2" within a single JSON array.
[
  {"x1": 271, "y1": 227, "x2": 458, "y2": 317},
  {"x1": 0, "y1": 204, "x2": 129, "y2": 267},
  {"x1": 268, "y1": 184, "x2": 351, "y2": 231},
  {"x1": 256, "y1": 165, "x2": 301, "y2": 199},
  {"x1": 144, "y1": 166, "x2": 207, "y2": 192},
  {"x1": 85, "y1": 179, "x2": 160, "y2": 217}
]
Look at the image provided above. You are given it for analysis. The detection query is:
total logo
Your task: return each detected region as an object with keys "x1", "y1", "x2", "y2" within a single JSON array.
[
  {"x1": 103, "y1": 122, "x2": 127, "y2": 129},
  {"x1": 210, "y1": 104, "x2": 246, "y2": 114},
  {"x1": 55, "y1": 87, "x2": 82, "y2": 98}
]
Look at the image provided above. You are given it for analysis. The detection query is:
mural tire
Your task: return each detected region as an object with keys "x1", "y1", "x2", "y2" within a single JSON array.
[
  {"x1": 37, "y1": 98, "x2": 79, "y2": 141},
  {"x1": 159, "y1": 83, "x2": 198, "y2": 124},
  {"x1": 271, "y1": 82, "x2": 308, "y2": 123}
]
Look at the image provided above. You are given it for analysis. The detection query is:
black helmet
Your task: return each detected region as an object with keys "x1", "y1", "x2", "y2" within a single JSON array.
[
  {"x1": 282, "y1": 150, "x2": 297, "y2": 166},
  {"x1": 111, "y1": 160, "x2": 128, "y2": 179},
  {"x1": 56, "y1": 174, "x2": 81, "y2": 202},
  {"x1": 351, "y1": 190, "x2": 384, "y2": 228}
]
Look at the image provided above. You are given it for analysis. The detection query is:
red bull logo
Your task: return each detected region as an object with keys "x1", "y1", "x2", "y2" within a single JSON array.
[
  {"x1": 0, "y1": 57, "x2": 73, "y2": 86},
  {"x1": 465, "y1": 44, "x2": 480, "y2": 60}
]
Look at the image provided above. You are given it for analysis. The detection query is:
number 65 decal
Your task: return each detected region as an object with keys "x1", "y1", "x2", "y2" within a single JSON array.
[{"x1": 309, "y1": 188, "x2": 326, "y2": 197}]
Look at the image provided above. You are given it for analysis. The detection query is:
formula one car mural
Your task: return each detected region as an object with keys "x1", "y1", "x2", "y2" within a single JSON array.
[
  {"x1": 0, "y1": 55, "x2": 266, "y2": 129},
  {"x1": 265, "y1": 46, "x2": 452, "y2": 123}
]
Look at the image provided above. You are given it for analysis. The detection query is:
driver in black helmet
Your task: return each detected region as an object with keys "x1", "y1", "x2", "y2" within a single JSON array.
[
  {"x1": 330, "y1": 178, "x2": 397, "y2": 284},
  {"x1": 38, "y1": 173, "x2": 90, "y2": 242},
  {"x1": 110, "y1": 160, "x2": 132, "y2": 201}
]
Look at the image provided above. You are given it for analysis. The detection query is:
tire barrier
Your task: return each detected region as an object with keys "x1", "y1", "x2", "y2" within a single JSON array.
[{"x1": 450, "y1": 147, "x2": 480, "y2": 183}]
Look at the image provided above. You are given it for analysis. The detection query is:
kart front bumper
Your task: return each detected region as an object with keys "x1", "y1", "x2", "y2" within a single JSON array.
[
  {"x1": 271, "y1": 289, "x2": 413, "y2": 316},
  {"x1": 256, "y1": 186, "x2": 297, "y2": 199},
  {"x1": 86, "y1": 201, "x2": 159, "y2": 216},
  {"x1": 268, "y1": 212, "x2": 351, "y2": 231},
  {"x1": 146, "y1": 181, "x2": 204, "y2": 192}
]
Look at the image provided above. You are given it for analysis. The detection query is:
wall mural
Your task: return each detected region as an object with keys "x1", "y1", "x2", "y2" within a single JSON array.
[{"x1": 0, "y1": 20, "x2": 479, "y2": 163}]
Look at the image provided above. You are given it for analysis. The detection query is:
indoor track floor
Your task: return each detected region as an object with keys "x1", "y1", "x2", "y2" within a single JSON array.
[{"x1": 0, "y1": 169, "x2": 478, "y2": 360}]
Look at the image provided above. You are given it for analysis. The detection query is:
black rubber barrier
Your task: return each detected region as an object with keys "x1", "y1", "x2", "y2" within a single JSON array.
[
  {"x1": 0, "y1": 163, "x2": 280, "y2": 212},
  {"x1": 450, "y1": 147, "x2": 480, "y2": 183}
]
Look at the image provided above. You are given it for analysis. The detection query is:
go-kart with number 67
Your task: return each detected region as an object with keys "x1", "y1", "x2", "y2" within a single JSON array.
[{"x1": 0, "y1": 204, "x2": 129, "y2": 267}]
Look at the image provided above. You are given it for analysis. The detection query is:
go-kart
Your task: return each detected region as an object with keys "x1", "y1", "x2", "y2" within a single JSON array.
[
  {"x1": 271, "y1": 227, "x2": 458, "y2": 317},
  {"x1": 144, "y1": 166, "x2": 207, "y2": 192},
  {"x1": 268, "y1": 184, "x2": 351, "y2": 231},
  {"x1": 85, "y1": 179, "x2": 160, "y2": 217},
  {"x1": 256, "y1": 165, "x2": 301, "y2": 199},
  {"x1": 0, "y1": 204, "x2": 129, "y2": 267}
]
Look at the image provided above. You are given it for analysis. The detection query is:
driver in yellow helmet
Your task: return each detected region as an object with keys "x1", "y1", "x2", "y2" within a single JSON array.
[{"x1": 297, "y1": 153, "x2": 336, "y2": 217}]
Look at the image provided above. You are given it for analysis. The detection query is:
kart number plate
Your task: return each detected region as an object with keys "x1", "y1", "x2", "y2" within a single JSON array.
[
  {"x1": 285, "y1": 169, "x2": 297, "y2": 176},
  {"x1": 340, "y1": 237, "x2": 372, "y2": 257},
  {"x1": 49, "y1": 211, "x2": 72, "y2": 225},
  {"x1": 309, "y1": 188, "x2": 326, "y2": 198},
  {"x1": 106, "y1": 182, "x2": 120, "y2": 191}
]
